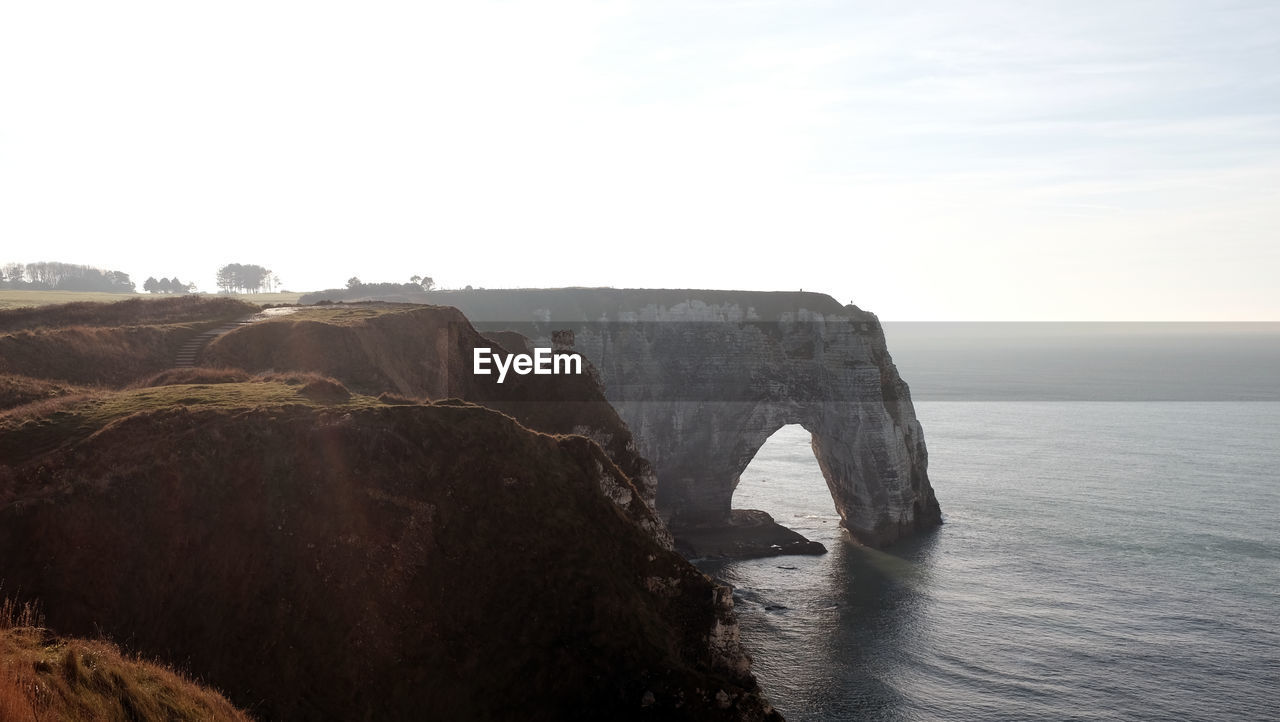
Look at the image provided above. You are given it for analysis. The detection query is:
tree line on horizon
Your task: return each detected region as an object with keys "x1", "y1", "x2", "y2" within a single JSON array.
[
  {"x1": 0, "y1": 259, "x2": 474, "y2": 298},
  {"x1": 143, "y1": 276, "x2": 196, "y2": 294},
  {"x1": 215, "y1": 264, "x2": 279, "y2": 294},
  {"x1": 345, "y1": 274, "x2": 435, "y2": 292},
  {"x1": 0, "y1": 261, "x2": 136, "y2": 293}
]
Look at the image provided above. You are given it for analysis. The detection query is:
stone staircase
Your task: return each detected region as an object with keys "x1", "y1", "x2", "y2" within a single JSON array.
[{"x1": 174, "y1": 316, "x2": 260, "y2": 368}]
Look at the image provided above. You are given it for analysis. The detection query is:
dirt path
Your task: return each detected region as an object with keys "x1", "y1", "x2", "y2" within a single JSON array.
[{"x1": 174, "y1": 307, "x2": 299, "y2": 368}]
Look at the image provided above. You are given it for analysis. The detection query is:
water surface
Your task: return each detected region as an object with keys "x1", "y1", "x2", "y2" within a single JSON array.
[{"x1": 698, "y1": 403, "x2": 1280, "y2": 721}]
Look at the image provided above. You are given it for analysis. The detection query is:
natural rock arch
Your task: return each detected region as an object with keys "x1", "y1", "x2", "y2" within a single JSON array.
[
  {"x1": 641, "y1": 399, "x2": 931, "y2": 547},
  {"x1": 423, "y1": 288, "x2": 942, "y2": 549}
]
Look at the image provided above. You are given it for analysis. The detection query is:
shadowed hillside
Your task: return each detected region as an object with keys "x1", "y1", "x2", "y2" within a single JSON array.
[{"x1": 0, "y1": 380, "x2": 780, "y2": 721}]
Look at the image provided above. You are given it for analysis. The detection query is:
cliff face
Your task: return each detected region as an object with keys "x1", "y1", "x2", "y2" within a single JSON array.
[
  {"x1": 0, "y1": 385, "x2": 779, "y2": 721},
  {"x1": 412, "y1": 289, "x2": 942, "y2": 548}
]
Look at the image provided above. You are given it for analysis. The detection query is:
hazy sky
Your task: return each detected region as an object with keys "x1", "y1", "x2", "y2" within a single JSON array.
[{"x1": 2, "y1": 1, "x2": 1277, "y2": 320}]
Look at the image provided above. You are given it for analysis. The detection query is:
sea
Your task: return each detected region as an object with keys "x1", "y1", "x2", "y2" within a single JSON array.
[{"x1": 694, "y1": 325, "x2": 1280, "y2": 721}]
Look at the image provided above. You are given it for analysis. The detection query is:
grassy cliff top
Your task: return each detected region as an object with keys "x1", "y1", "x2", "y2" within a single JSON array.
[{"x1": 0, "y1": 376, "x2": 389, "y2": 465}]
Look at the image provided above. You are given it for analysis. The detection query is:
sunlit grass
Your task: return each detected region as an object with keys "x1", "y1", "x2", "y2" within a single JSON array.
[{"x1": 268, "y1": 303, "x2": 427, "y2": 325}]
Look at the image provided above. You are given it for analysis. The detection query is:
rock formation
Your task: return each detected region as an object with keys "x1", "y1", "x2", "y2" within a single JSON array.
[{"x1": 298, "y1": 288, "x2": 943, "y2": 549}]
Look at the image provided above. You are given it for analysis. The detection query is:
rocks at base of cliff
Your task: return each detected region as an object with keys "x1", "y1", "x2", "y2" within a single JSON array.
[{"x1": 673, "y1": 509, "x2": 827, "y2": 560}]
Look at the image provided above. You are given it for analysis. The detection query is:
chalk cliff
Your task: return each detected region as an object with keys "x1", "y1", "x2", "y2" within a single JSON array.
[{"x1": 299, "y1": 288, "x2": 942, "y2": 549}]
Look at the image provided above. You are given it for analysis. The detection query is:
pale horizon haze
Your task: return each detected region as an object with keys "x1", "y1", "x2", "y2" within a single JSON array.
[{"x1": 2, "y1": 1, "x2": 1277, "y2": 320}]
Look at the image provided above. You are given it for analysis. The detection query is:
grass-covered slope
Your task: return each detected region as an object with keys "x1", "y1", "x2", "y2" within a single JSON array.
[
  {"x1": 0, "y1": 374, "x2": 90, "y2": 412},
  {"x1": 0, "y1": 601, "x2": 251, "y2": 722},
  {"x1": 0, "y1": 380, "x2": 779, "y2": 721},
  {"x1": 0, "y1": 296, "x2": 258, "y2": 386}
]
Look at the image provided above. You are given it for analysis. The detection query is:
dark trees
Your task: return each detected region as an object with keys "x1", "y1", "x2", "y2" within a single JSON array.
[
  {"x1": 215, "y1": 264, "x2": 275, "y2": 294},
  {"x1": 0, "y1": 262, "x2": 135, "y2": 292},
  {"x1": 144, "y1": 276, "x2": 194, "y2": 294}
]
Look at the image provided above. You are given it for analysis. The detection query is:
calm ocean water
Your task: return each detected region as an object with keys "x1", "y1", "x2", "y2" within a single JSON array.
[{"x1": 697, "y1": 403, "x2": 1280, "y2": 721}]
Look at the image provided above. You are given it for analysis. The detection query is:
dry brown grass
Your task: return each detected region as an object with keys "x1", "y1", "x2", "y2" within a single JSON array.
[
  {"x1": 0, "y1": 390, "x2": 98, "y2": 421},
  {"x1": 0, "y1": 374, "x2": 93, "y2": 412},
  {"x1": 0, "y1": 598, "x2": 45, "y2": 630},
  {"x1": 0, "y1": 598, "x2": 251, "y2": 722}
]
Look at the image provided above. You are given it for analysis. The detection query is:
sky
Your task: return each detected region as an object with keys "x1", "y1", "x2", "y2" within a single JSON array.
[{"x1": 2, "y1": 0, "x2": 1278, "y2": 320}]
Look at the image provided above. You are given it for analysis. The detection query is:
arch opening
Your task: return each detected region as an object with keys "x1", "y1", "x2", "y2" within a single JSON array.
[{"x1": 733, "y1": 424, "x2": 842, "y2": 549}]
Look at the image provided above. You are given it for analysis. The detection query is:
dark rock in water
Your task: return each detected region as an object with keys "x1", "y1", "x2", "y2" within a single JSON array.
[{"x1": 675, "y1": 509, "x2": 828, "y2": 560}]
